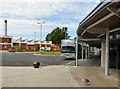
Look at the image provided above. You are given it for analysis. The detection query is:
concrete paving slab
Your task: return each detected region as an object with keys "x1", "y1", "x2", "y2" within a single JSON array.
[
  {"x1": 0, "y1": 67, "x2": 2, "y2": 88},
  {"x1": 2, "y1": 66, "x2": 80, "y2": 87},
  {"x1": 69, "y1": 66, "x2": 118, "y2": 87},
  {"x1": 1, "y1": 65, "x2": 119, "y2": 88}
]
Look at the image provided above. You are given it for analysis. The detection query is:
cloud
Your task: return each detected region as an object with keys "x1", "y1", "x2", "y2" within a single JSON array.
[
  {"x1": 0, "y1": 0, "x2": 99, "y2": 19},
  {"x1": 0, "y1": 1, "x2": 74, "y2": 19},
  {"x1": 0, "y1": 0, "x2": 100, "y2": 40},
  {"x1": 0, "y1": 18, "x2": 78, "y2": 39}
]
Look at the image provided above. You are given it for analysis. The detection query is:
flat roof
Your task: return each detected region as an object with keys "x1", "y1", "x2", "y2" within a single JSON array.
[{"x1": 0, "y1": 36, "x2": 12, "y2": 38}]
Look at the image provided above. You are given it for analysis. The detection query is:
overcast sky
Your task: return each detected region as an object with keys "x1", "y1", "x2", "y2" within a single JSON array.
[{"x1": 0, "y1": 0, "x2": 100, "y2": 40}]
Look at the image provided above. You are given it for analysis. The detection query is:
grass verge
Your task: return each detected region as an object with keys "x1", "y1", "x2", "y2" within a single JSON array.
[{"x1": 36, "y1": 51, "x2": 61, "y2": 55}]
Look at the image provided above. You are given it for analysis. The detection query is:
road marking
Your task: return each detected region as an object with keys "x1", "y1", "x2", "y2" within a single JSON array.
[
  {"x1": 66, "y1": 60, "x2": 75, "y2": 65},
  {"x1": 66, "y1": 59, "x2": 86, "y2": 65}
]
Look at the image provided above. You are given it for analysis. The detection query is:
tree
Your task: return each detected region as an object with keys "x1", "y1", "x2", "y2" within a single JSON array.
[
  {"x1": 45, "y1": 27, "x2": 70, "y2": 45},
  {"x1": 46, "y1": 34, "x2": 50, "y2": 41}
]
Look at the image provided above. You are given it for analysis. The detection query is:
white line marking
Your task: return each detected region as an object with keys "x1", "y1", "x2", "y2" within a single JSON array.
[{"x1": 66, "y1": 60, "x2": 75, "y2": 65}]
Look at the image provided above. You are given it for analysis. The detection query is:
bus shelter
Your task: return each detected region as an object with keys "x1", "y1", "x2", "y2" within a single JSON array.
[{"x1": 77, "y1": 1, "x2": 120, "y2": 76}]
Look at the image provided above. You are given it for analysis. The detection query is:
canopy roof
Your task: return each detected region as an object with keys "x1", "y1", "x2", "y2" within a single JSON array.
[{"x1": 77, "y1": 1, "x2": 120, "y2": 47}]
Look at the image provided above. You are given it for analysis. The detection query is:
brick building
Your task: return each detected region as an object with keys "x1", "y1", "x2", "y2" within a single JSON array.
[
  {"x1": 0, "y1": 36, "x2": 59, "y2": 51},
  {"x1": 0, "y1": 36, "x2": 12, "y2": 50},
  {"x1": 40, "y1": 41, "x2": 52, "y2": 51},
  {"x1": 13, "y1": 38, "x2": 52, "y2": 51},
  {"x1": 26, "y1": 40, "x2": 39, "y2": 51},
  {"x1": 13, "y1": 38, "x2": 27, "y2": 50},
  {"x1": 51, "y1": 44, "x2": 60, "y2": 51}
]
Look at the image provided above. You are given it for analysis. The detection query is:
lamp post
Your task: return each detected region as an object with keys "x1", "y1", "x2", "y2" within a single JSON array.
[
  {"x1": 34, "y1": 32, "x2": 36, "y2": 43},
  {"x1": 37, "y1": 22, "x2": 45, "y2": 51},
  {"x1": 34, "y1": 32, "x2": 36, "y2": 51}
]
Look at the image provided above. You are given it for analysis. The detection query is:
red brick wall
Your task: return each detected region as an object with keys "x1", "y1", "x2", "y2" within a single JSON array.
[
  {"x1": 34, "y1": 44, "x2": 39, "y2": 51},
  {"x1": 0, "y1": 45, "x2": 10, "y2": 50},
  {"x1": 0, "y1": 37, "x2": 12, "y2": 50},
  {"x1": 0, "y1": 46, "x2": 1, "y2": 50},
  {"x1": 0, "y1": 37, "x2": 12, "y2": 43},
  {"x1": 26, "y1": 45, "x2": 35, "y2": 51},
  {"x1": 21, "y1": 43, "x2": 27, "y2": 49},
  {"x1": 51, "y1": 45, "x2": 60, "y2": 51}
]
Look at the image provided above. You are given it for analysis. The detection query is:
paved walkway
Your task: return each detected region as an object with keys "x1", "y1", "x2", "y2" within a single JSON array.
[
  {"x1": 2, "y1": 66, "x2": 80, "y2": 87},
  {"x1": 66, "y1": 57, "x2": 101, "y2": 67},
  {"x1": 70, "y1": 66, "x2": 118, "y2": 87},
  {"x1": 66, "y1": 57, "x2": 118, "y2": 87},
  {"x1": 1, "y1": 65, "x2": 119, "y2": 87},
  {"x1": 0, "y1": 67, "x2": 2, "y2": 88}
]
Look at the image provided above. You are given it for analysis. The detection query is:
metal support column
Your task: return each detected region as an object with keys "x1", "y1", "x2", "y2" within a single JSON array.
[
  {"x1": 101, "y1": 41, "x2": 106, "y2": 68},
  {"x1": 105, "y1": 29, "x2": 109, "y2": 76},
  {"x1": 116, "y1": 44, "x2": 118, "y2": 69},
  {"x1": 88, "y1": 45, "x2": 89, "y2": 59},
  {"x1": 82, "y1": 43, "x2": 84, "y2": 60},
  {"x1": 85, "y1": 45, "x2": 88, "y2": 60},
  {"x1": 75, "y1": 36, "x2": 78, "y2": 66}
]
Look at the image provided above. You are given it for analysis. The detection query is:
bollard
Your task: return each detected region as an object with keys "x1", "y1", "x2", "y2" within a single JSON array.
[{"x1": 33, "y1": 62, "x2": 40, "y2": 68}]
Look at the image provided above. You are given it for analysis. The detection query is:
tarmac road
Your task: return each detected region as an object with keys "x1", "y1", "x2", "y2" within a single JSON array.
[{"x1": 1, "y1": 52, "x2": 74, "y2": 66}]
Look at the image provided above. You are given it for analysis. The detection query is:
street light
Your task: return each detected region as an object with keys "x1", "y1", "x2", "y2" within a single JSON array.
[
  {"x1": 37, "y1": 22, "x2": 45, "y2": 51},
  {"x1": 34, "y1": 32, "x2": 36, "y2": 42},
  {"x1": 34, "y1": 32, "x2": 36, "y2": 51}
]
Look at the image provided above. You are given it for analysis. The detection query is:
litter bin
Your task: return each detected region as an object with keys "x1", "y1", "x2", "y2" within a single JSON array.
[{"x1": 33, "y1": 62, "x2": 40, "y2": 68}]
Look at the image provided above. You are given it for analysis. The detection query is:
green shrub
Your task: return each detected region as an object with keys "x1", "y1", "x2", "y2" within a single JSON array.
[
  {"x1": 36, "y1": 51, "x2": 60, "y2": 55},
  {"x1": 15, "y1": 47, "x2": 27, "y2": 52},
  {"x1": 8, "y1": 50, "x2": 15, "y2": 52}
]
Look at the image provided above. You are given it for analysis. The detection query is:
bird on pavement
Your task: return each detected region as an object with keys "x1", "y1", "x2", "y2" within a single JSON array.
[{"x1": 81, "y1": 78, "x2": 90, "y2": 85}]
